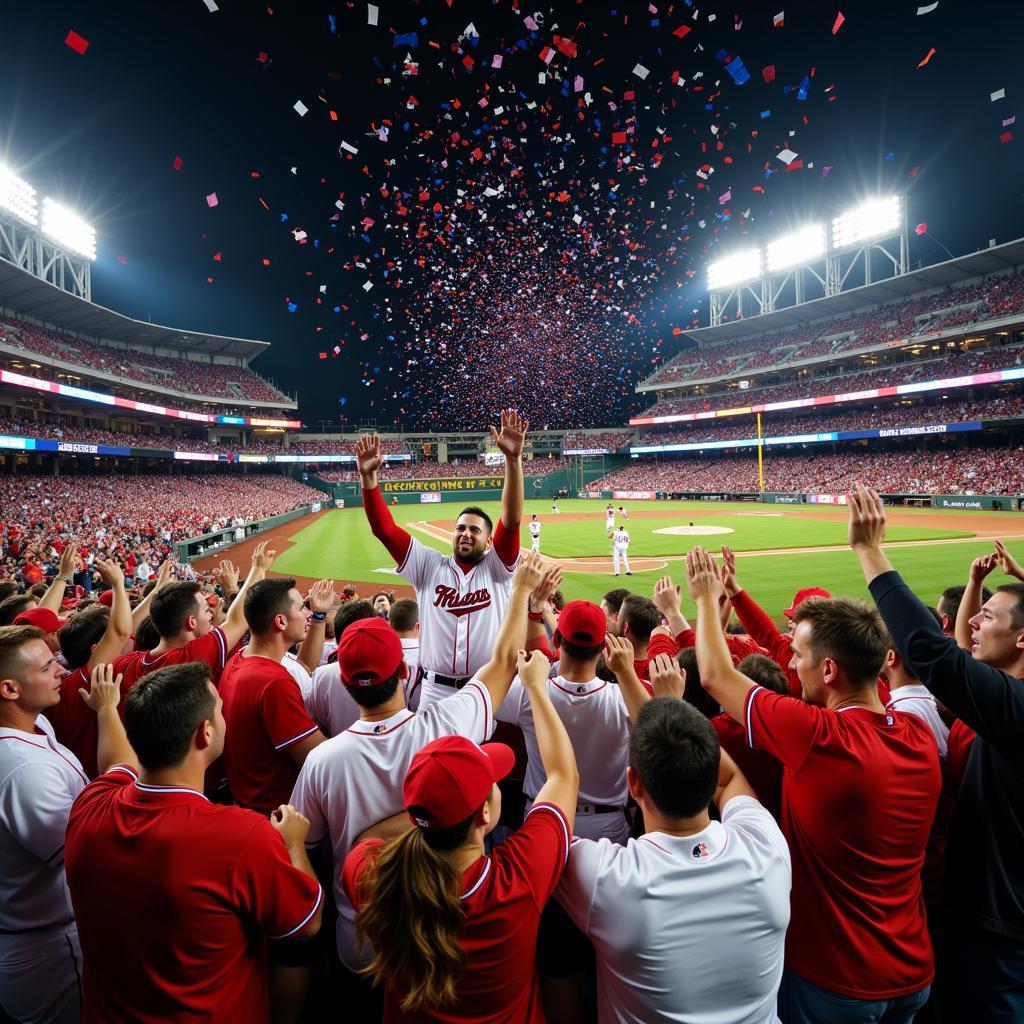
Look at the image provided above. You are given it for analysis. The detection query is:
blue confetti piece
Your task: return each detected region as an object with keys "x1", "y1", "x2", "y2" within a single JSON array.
[
  {"x1": 328, "y1": 14, "x2": 336, "y2": 34},
  {"x1": 725, "y1": 57, "x2": 750, "y2": 85},
  {"x1": 287, "y1": 301, "x2": 298, "y2": 313},
  {"x1": 760, "y1": 109, "x2": 771, "y2": 118},
  {"x1": 797, "y1": 75, "x2": 810, "y2": 100},
  {"x1": 393, "y1": 31, "x2": 419, "y2": 48}
]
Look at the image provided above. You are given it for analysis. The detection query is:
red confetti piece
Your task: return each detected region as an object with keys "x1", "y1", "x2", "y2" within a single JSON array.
[
  {"x1": 915, "y1": 223, "x2": 928, "y2": 235},
  {"x1": 917, "y1": 47, "x2": 936, "y2": 68},
  {"x1": 172, "y1": 155, "x2": 184, "y2": 171},
  {"x1": 64, "y1": 30, "x2": 89, "y2": 55},
  {"x1": 762, "y1": 65, "x2": 776, "y2": 82},
  {"x1": 672, "y1": 24, "x2": 691, "y2": 38},
  {"x1": 1001, "y1": 131, "x2": 1013, "y2": 144},
  {"x1": 831, "y1": 11, "x2": 845, "y2": 34}
]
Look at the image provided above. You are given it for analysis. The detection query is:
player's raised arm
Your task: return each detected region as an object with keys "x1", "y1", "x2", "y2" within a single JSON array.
[
  {"x1": 475, "y1": 551, "x2": 545, "y2": 708},
  {"x1": 491, "y1": 409, "x2": 528, "y2": 559},
  {"x1": 355, "y1": 433, "x2": 412, "y2": 564},
  {"x1": 222, "y1": 541, "x2": 275, "y2": 649}
]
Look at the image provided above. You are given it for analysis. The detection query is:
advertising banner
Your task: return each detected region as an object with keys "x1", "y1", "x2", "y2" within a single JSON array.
[{"x1": 381, "y1": 477, "x2": 503, "y2": 493}]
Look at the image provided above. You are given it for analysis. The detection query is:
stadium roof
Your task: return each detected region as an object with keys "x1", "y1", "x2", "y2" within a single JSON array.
[
  {"x1": 0, "y1": 258, "x2": 269, "y2": 360},
  {"x1": 684, "y1": 236, "x2": 1024, "y2": 347}
]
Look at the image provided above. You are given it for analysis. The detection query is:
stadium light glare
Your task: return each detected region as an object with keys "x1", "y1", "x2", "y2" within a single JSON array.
[
  {"x1": 0, "y1": 165, "x2": 38, "y2": 225},
  {"x1": 831, "y1": 196, "x2": 901, "y2": 250},
  {"x1": 41, "y1": 197, "x2": 96, "y2": 260},
  {"x1": 765, "y1": 223, "x2": 826, "y2": 273},
  {"x1": 707, "y1": 247, "x2": 762, "y2": 290}
]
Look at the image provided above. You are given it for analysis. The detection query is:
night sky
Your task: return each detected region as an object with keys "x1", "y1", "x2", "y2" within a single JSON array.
[{"x1": 1, "y1": 0, "x2": 1022, "y2": 429}]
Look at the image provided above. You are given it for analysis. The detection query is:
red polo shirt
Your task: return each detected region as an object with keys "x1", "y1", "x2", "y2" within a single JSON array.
[
  {"x1": 65, "y1": 765, "x2": 323, "y2": 1024},
  {"x1": 219, "y1": 651, "x2": 320, "y2": 815},
  {"x1": 113, "y1": 626, "x2": 230, "y2": 689},
  {"x1": 344, "y1": 802, "x2": 571, "y2": 1023},
  {"x1": 744, "y1": 686, "x2": 940, "y2": 998}
]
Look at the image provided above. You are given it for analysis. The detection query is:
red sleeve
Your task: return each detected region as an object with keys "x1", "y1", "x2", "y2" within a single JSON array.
[
  {"x1": 648, "y1": 632, "x2": 681, "y2": 660},
  {"x1": 675, "y1": 627, "x2": 696, "y2": 650},
  {"x1": 342, "y1": 838, "x2": 384, "y2": 910},
  {"x1": 946, "y1": 719, "x2": 976, "y2": 786},
  {"x1": 526, "y1": 635, "x2": 556, "y2": 660},
  {"x1": 362, "y1": 486, "x2": 412, "y2": 564},
  {"x1": 232, "y1": 818, "x2": 323, "y2": 939},
  {"x1": 258, "y1": 673, "x2": 320, "y2": 751},
  {"x1": 495, "y1": 803, "x2": 571, "y2": 909},
  {"x1": 182, "y1": 627, "x2": 229, "y2": 675},
  {"x1": 743, "y1": 686, "x2": 821, "y2": 771},
  {"x1": 730, "y1": 591, "x2": 801, "y2": 697},
  {"x1": 492, "y1": 518, "x2": 520, "y2": 568}
]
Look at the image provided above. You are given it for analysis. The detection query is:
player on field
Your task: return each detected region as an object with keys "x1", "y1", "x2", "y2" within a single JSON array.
[
  {"x1": 528, "y1": 514, "x2": 542, "y2": 553},
  {"x1": 612, "y1": 525, "x2": 632, "y2": 576},
  {"x1": 355, "y1": 410, "x2": 527, "y2": 709},
  {"x1": 605, "y1": 503, "x2": 616, "y2": 538},
  {"x1": 289, "y1": 553, "x2": 544, "y2": 972}
]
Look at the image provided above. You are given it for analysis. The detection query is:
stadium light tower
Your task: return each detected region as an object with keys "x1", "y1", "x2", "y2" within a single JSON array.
[
  {"x1": 0, "y1": 165, "x2": 41, "y2": 286},
  {"x1": 826, "y1": 195, "x2": 908, "y2": 293},
  {"x1": 37, "y1": 197, "x2": 95, "y2": 300},
  {"x1": 707, "y1": 248, "x2": 765, "y2": 324},
  {"x1": 0, "y1": 165, "x2": 38, "y2": 225},
  {"x1": 765, "y1": 223, "x2": 826, "y2": 274},
  {"x1": 41, "y1": 198, "x2": 97, "y2": 260}
]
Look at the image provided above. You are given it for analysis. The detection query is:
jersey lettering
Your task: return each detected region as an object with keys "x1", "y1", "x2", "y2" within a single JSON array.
[{"x1": 433, "y1": 584, "x2": 493, "y2": 616}]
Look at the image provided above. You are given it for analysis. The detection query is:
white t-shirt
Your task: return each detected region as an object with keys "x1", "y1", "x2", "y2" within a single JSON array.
[
  {"x1": 496, "y1": 675, "x2": 631, "y2": 842},
  {"x1": 886, "y1": 684, "x2": 949, "y2": 759},
  {"x1": 304, "y1": 660, "x2": 420, "y2": 737},
  {"x1": 0, "y1": 717, "x2": 88, "y2": 931},
  {"x1": 397, "y1": 535, "x2": 517, "y2": 705},
  {"x1": 556, "y1": 796, "x2": 791, "y2": 1024},
  {"x1": 282, "y1": 651, "x2": 313, "y2": 702},
  {"x1": 290, "y1": 681, "x2": 495, "y2": 968}
]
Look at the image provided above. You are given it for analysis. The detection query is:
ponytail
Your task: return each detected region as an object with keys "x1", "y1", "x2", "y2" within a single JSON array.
[{"x1": 356, "y1": 811, "x2": 478, "y2": 1013}]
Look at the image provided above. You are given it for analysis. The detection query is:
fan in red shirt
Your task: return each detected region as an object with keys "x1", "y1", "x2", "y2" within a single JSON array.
[
  {"x1": 65, "y1": 660, "x2": 323, "y2": 1024},
  {"x1": 111, "y1": 541, "x2": 275, "y2": 691},
  {"x1": 344, "y1": 648, "x2": 576, "y2": 1023},
  {"x1": 219, "y1": 577, "x2": 328, "y2": 815},
  {"x1": 685, "y1": 546, "x2": 940, "y2": 1021}
]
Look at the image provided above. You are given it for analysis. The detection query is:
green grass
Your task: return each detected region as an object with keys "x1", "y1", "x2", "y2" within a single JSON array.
[{"x1": 269, "y1": 499, "x2": 1011, "y2": 624}]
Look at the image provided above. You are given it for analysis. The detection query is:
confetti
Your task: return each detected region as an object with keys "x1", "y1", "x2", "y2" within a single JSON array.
[
  {"x1": 202, "y1": 0, "x2": 219, "y2": 11},
  {"x1": 915, "y1": 223, "x2": 928, "y2": 235},
  {"x1": 205, "y1": 192, "x2": 219, "y2": 207},
  {"x1": 64, "y1": 30, "x2": 89, "y2": 54},
  {"x1": 916, "y1": 1, "x2": 938, "y2": 12},
  {"x1": 367, "y1": 4, "x2": 378, "y2": 26},
  {"x1": 632, "y1": 63, "x2": 650, "y2": 80},
  {"x1": 172, "y1": 155, "x2": 184, "y2": 170},
  {"x1": 917, "y1": 47, "x2": 937, "y2": 68},
  {"x1": 293, "y1": 99, "x2": 309, "y2": 116},
  {"x1": 831, "y1": 11, "x2": 845, "y2": 34},
  {"x1": 991, "y1": 88, "x2": 1006, "y2": 102}
]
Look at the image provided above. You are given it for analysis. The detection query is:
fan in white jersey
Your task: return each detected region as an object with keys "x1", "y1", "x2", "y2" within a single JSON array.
[
  {"x1": 289, "y1": 553, "x2": 544, "y2": 969},
  {"x1": 881, "y1": 642, "x2": 950, "y2": 758},
  {"x1": 355, "y1": 410, "x2": 527, "y2": 709},
  {"x1": 612, "y1": 526, "x2": 632, "y2": 576},
  {"x1": 528, "y1": 514, "x2": 542, "y2": 553},
  {"x1": 497, "y1": 600, "x2": 631, "y2": 844}
]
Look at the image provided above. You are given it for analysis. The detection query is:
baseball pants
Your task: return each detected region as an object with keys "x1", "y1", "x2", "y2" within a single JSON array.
[
  {"x1": 0, "y1": 922, "x2": 82, "y2": 1024},
  {"x1": 531, "y1": 538, "x2": 541, "y2": 552},
  {"x1": 613, "y1": 549, "x2": 630, "y2": 574}
]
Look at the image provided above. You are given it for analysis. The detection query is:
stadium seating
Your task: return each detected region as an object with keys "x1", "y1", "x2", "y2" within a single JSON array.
[
  {"x1": 563, "y1": 430, "x2": 636, "y2": 450},
  {"x1": 318, "y1": 458, "x2": 570, "y2": 483},
  {"x1": 645, "y1": 272, "x2": 1024, "y2": 386}
]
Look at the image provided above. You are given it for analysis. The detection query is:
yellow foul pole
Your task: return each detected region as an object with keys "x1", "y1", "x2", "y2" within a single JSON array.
[{"x1": 757, "y1": 412, "x2": 765, "y2": 494}]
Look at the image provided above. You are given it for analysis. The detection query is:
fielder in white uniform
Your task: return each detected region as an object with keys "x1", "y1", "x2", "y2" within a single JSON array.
[
  {"x1": 613, "y1": 526, "x2": 632, "y2": 576},
  {"x1": 605, "y1": 504, "x2": 616, "y2": 537},
  {"x1": 290, "y1": 559, "x2": 540, "y2": 969},
  {"x1": 0, "y1": 627, "x2": 90, "y2": 1024},
  {"x1": 356, "y1": 410, "x2": 528, "y2": 709},
  {"x1": 528, "y1": 515, "x2": 542, "y2": 553}
]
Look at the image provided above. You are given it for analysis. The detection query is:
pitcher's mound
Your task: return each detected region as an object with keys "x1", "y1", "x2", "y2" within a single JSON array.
[{"x1": 654, "y1": 525, "x2": 735, "y2": 536}]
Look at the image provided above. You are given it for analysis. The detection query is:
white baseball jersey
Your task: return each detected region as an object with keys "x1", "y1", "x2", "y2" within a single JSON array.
[
  {"x1": 304, "y1": 658, "x2": 420, "y2": 737},
  {"x1": 556, "y1": 796, "x2": 791, "y2": 1024},
  {"x1": 886, "y1": 684, "x2": 949, "y2": 759},
  {"x1": 397, "y1": 535, "x2": 517, "y2": 706},
  {"x1": 613, "y1": 529, "x2": 630, "y2": 550},
  {"x1": 529, "y1": 521, "x2": 541, "y2": 539},
  {"x1": 605, "y1": 510, "x2": 615, "y2": 528},
  {"x1": 290, "y1": 681, "x2": 494, "y2": 969},
  {"x1": 496, "y1": 674, "x2": 631, "y2": 843}
]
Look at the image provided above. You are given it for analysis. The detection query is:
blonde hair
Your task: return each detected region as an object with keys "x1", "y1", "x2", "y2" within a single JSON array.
[{"x1": 356, "y1": 813, "x2": 477, "y2": 1013}]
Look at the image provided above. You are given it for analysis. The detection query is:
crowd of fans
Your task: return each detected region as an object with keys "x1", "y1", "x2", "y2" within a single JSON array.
[
  {"x1": 1, "y1": 319, "x2": 292, "y2": 404},
  {"x1": 645, "y1": 271, "x2": 1024, "y2": 385},
  {"x1": 590, "y1": 445, "x2": 1024, "y2": 495},
  {"x1": 639, "y1": 343, "x2": 1024, "y2": 420},
  {"x1": 563, "y1": 430, "x2": 636, "y2": 449},
  {"x1": 318, "y1": 457, "x2": 569, "y2": 483}
]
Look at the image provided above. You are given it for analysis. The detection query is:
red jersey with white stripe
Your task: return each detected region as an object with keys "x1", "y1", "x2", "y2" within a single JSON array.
[
  {"x1": 218, "y1": 652, "x2": 321, "y2": 815},
  {"x1": 112, "y1": 626, "x2": 230, "y2": 690},
  {"x1": 66, "y1": 765, "x2": 323, "y2": 1024},
  {"x1": 744, "y1": 685, "x2": 940, "y2": 999},
  {"x1": 290, "y1": 682, "x2": 494, "y2": 969},
  {"x1": 344, "y1": 802, "x2": 570, "y2": 1024}
]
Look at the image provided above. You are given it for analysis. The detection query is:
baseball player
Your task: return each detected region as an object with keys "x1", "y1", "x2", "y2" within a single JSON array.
[
  {"x1": 528, "y1": 514, "x2": 542, "y2": 553},
  {"x1": 355, "y1": 409, "x2": 527, "y2": 709},
  {"x1": 617, "y1": 504, "x2": 630, "y2": 524},
  {"x1": 612, "y1": 526, "x2": 632, "y2": 576},
  {"x1": 605, "y1": 503, "x2": 616, "y2": 538},
  {"x1": 551, "y1": 496, "x2": 560, "y2": 514},
  {"x1": 290, "y1": 555, "x2": 542, "y2": 970}
]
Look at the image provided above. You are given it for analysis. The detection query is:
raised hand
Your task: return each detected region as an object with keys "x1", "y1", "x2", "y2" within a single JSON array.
[
  {"x1": 994, "y1": 539, "x2": 1024, "y2": 581},
  {"x1": 602, "y1": 633, "x2": 635, "y2": 676},
  {"x1": 969, "y1": 552, "x2": 999, "y2": 583},
  {"x1": 153, "y1": 557, "x2": 174, "y2": 590},
  {"x1": 516, "y1": 649, "x2": 551, "y2": 690},
  {"x1": 649, "y1": 653, "x2": 686, "y2": 701},
  {"x1": 847, "y1": 482, "x2": 887, "y2": 550},
  {"x1": 78, "y1": 663, "x2": 123, "y2": 713},
  {"x1": 490, "y1": 408, "x2": 529, "y2": 460},
  {"x1": 719, "y1": 545, "x2": 740, "y2": 596},
  {"x1": 57, "y1": 542, "x2": 77, "y2": 579},
  {"x1": 217, "y1": 559, "x2": 240, "y2": 594},
  {"x1": 652, "y1": 575, "x2": 682, "y2": 616},
  {"x1": 354, "y1": 433, "x2": 383, "y2": 481},
  {"x1": 530, "y1": 563, "x2": 563, "y2": 613},
  {"x1": 684, "y1": 546, "x2": 724, "y2": 602},
  {"x1": 93, "y1": 558, "x2": 125, "y2": 589},
  {"x1": 308, "y1": 579, "x2": 338, "y2": 614},
  {"x1": 250, "y1": 542, "x2": 276, "y2": 574},
  {"x1": 512, "y1": 550, "x2": 545, "y2": 594}
]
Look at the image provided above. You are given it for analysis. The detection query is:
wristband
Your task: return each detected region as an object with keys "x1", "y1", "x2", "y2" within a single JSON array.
[
  {"x1": 528, "y1": 611, "x2": 544, "y2": 622},
  {"x1": 311, "y1": 611, "x2": 327, "y2": 622},
  {"x1": 56, "y1": 576, "x2": 72, "y2": 584}
]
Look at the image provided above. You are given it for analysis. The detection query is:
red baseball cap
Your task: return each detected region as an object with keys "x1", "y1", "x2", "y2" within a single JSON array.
[
  {"x1": 13, "y1": 607, "x2": 64, "y2": 634},
  {"x1": 404, "y1": 735, "x2": 515, "y2": 831},
  {"x1": 338, "y1": 617, "x2": 404, "y2": 687},
  {"x1": 784, "y1": 587, "x2": 832, "y2": 618},
  {"x1": 98, "y1": 589, "x2": 115, "y2": 608},
  {"x1": 557, "y1": 600, "x2": 606, "y2": 646}
]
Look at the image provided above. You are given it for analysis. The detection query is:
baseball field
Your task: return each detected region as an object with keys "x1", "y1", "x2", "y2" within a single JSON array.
[{"x1": 195, "y1": 499, "x2": 1024, "y2": 623}]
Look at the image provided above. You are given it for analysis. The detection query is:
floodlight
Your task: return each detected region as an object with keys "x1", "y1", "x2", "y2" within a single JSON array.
[
  {"x1": 765, "y1": 223, "x2": 826, "y2": 273},
  {"x1": 831, "y1": 196, "x2": 901, "y2": 250},
  {"x1": 41, "y1": 198, "x2": 96, "y2": 260},
  {"x1": 0, "y1": 165, "x2": 38, "y2": 225},
  {"x1": 707, "y1": 248, "x2": 762, "y2": 290}
]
